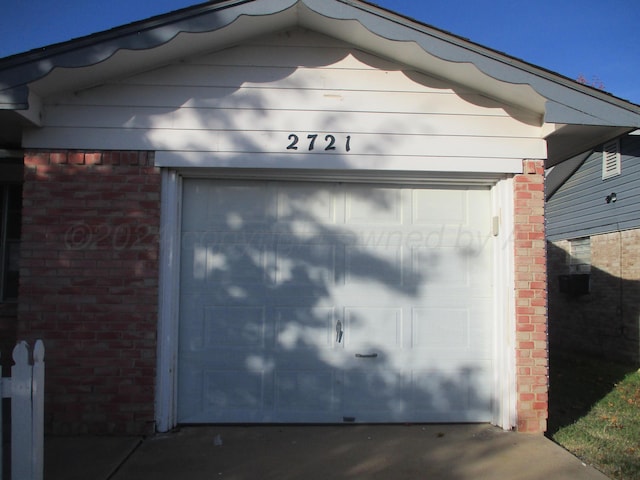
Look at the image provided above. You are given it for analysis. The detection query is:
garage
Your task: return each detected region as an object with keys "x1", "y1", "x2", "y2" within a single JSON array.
[
  {"x1": 177, "y1": 178, "x2": 494, "y2": 423},
  {"x1": 10, "y1": 0, "x2": 640, "y2": 435}
]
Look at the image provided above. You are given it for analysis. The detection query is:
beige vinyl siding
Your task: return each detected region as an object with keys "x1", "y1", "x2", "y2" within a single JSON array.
[{"x1": 27, "y1": 30, "x2": 544, "y2": 164}]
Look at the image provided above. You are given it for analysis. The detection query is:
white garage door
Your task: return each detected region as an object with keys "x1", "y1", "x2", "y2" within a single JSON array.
[{"x1": 178, "y1": 179, "x2": 494, "y2": 423}]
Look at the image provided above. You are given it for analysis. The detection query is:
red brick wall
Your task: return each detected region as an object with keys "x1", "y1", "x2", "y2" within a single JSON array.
[
  {"x1": 514, "y1": 159, "x2": 548, "y2": 433},
  {"x1": 18, "y1": 150, "x2": 160, "y2": 434}
]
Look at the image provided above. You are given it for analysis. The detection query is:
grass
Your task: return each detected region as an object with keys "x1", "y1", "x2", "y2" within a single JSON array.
[{"x1": 548, "y1": 351, "x2": 640, "y2": 479}]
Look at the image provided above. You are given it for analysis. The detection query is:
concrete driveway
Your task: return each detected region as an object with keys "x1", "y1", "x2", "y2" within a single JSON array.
[{"x1": 45, "y1": 424, "x2": 610, "y2": 480}]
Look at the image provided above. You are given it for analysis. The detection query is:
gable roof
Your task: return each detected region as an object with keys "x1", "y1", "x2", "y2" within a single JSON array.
[{"x1": 2, "y1": 0, "x2": 640, "y2": 165}]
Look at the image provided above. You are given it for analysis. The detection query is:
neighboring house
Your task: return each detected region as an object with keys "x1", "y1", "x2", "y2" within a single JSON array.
[
  {"x1": 1, "y1": 0, "x2": 639, "y2": 435},
  {"x1": 546, "y1": 132, "x2": 640, "y2": 364}
]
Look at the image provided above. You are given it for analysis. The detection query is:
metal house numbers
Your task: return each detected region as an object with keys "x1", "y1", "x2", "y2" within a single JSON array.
[{"x1": 286, "y1": 133, "x2": 352, "y2": 152}]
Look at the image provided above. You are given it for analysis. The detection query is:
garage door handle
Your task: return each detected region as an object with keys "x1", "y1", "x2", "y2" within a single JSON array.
[{"x1": 355, "y1": 353, "x2": 378, "y2": 359}]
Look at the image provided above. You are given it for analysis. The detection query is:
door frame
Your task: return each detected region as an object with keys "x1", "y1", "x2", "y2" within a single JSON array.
[{"x1": 155, "y1": 168, "x2": 516, "y2": 432}]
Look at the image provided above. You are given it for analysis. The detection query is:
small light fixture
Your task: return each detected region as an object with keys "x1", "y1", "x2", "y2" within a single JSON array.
[{"x1": 605, "y1": 192, "x2": 617, "y2": 204}]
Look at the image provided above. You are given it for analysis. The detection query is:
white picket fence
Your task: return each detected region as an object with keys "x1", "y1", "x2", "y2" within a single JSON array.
[{"x1": 0, "y1": 340, "x2": 45, "y2": 480}]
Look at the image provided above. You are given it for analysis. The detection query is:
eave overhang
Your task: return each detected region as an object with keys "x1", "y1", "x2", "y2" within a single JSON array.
[{"x1": 1, "y1": 0, "x2": 639, "y2": 164}]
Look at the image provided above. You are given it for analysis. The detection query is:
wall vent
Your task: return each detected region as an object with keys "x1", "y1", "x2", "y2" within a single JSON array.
[{"x1": 602, "y1": 139, "x2": 621, "y2": 179}]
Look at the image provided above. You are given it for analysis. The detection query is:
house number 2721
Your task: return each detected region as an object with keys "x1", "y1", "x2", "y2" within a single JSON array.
[{"x1": 287, "y1": 134, "x2": 352, "y2": 152}]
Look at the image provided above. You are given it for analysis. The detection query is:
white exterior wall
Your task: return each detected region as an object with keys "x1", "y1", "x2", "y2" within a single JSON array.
[{"x1": 25, "y1": 29, "x2": 544, "y2": 173}]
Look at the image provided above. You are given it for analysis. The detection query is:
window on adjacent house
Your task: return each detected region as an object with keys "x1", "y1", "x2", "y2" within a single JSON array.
[
  {"x1": 0, "y1": 183, "x2": 22, "y2": 301},
  {"x1": 602, "y1": 139, "x2": 621, "y2": 179},
  {"x1": 568, "y1": 237, "x2": 591, "y2": 274}
]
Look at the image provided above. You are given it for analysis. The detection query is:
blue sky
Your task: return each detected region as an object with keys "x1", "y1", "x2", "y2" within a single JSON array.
[{"x1": 1, "y1": 0, "x2": 638, "y2": 103}]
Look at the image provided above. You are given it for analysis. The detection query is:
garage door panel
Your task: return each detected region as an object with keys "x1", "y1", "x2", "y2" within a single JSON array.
[
  {"x1": 411, "y1": 246, "x2": 472, "y2": 288},
  {"x1": 206, "y1": 244, "x2": 267, "y2": 283},
  {"x1": 275, "y1": 184, "x2": 337, "y2": 226},
  {"x1": 344, "y1": 307, "x2": 402, "y2": 351},
  {"x1": 346, "y1": 186, "x2": 403, "y2": 225},
  {"x1": 204, "y1": 369, "x2": 264, "y2": 410},
  {"x1": 274, "y1": 244, "x2": 336, "y2": 285},
  {"x1": 179, "y1": 244, "x2": 206, "y2": 288},
  {"x1": 178, "y1": 179, "x2": 495, "y2": 424},
  {"x1": 180, "y1": 244, "x2": 269, "y2": 288},
  {"x1": 179, "y1": 366, "x2": 268, "y2": 423},
  {"x1": 409, "y1": 364, "x2": 493, "y2": 421},
  {"x1": 204, "y1": 306, "x2": 266, "y2": 348},
  {"x1": 275, "y1": 306, "x2": 336, "y2": 351},
  {"x1": 412, "y1": 308, "x2": 471, "y2": 348},
  {"x1": 275, "y1": 370, "x2": 336, "y2": 413},
  {"x1": 411, "y1": 372, "x2": 469, "y2": 412},
  {"x1": 342, "y1": 369, "x2": 405, "y2": 418},
  {"x1": 179, "y1": 296, "x2": 207, "y2": 351},
  {"x1": 413, "y1": 189, "x2": 466, "y2": 225},
  {"x1": 411, "y1": 303, "x2": 492, "y2": 354},
  {"x1": 410, "y1": 249, "x2": 491, "y2": 289},
  {"x1": 345, "y1": 245, "x2": 403, "y2": 285},
  {"x1": 183, "y1": 179, "x2": 277, "y2": 229},
  {"x1": 206, "y1": 183, "x2": 274, "y2": 226}
]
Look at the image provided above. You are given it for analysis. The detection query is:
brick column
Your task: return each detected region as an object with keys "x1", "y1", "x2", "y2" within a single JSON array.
[
  {"x1": 514, "y1": 159, "x2": 548, "y2": 433},
  {"x1": 18, "y1": 150, "x2": 161, "y2": 434}
]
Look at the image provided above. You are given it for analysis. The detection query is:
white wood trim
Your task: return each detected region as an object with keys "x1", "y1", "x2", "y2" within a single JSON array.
[
  {"x1": 157, "y1": 168, "x2": 515, "y2": 427},
  {"x1": 174, "y1": 167, "x2": 506, "y2": 185},
  {"x1": 44, "y1": 106, "x2": 540, "y2": 138},
  {"x1": 491, "y1": 177, "x2": 517, "y2": 430},
  {"x1": 156, "y1": 170, "x2": 182, "y2": 433},
  {"x1": 24, "y1": 128, "x2": 546, "y2": 160},
  {"x1": 155, "y1": 151, "x2": 525, "y2": 173}
]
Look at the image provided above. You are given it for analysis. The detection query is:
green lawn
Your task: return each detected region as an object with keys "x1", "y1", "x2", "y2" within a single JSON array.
[{"x1": 548, "y1": 351, "x2": 640, "y2": 480}]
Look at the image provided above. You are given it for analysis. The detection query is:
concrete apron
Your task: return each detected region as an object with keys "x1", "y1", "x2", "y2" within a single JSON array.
[{"x1": 63, "y1": 424, "x2": 609, "y2": 480}]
